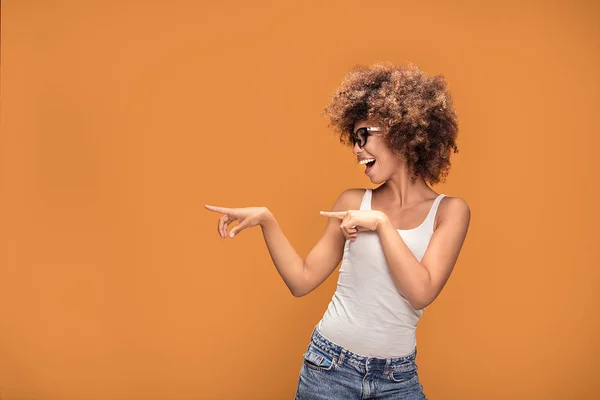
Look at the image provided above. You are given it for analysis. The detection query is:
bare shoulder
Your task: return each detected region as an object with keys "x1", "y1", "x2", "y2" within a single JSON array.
[
  {"x1": 335, "y1": 188, "x2": 368, "y2": 210},
  {"x1": 437, "y1": 195, "x2": 471, "y2": 228}
]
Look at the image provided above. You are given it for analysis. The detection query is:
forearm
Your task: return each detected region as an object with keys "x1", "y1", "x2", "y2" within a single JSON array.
[
  {"x1": 259, "y1": 210, "x2": 307, "y2": 296},
  {"x1": 376, "y1": 218, "x2": 431, "y2": 309}
]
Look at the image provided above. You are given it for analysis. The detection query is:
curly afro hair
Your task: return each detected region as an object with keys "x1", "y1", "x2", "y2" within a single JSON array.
[{"x1": 323, "y1": 62, "x2": 459, "y2": 185}]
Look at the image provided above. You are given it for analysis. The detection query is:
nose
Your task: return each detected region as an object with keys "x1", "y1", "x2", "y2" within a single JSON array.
[{"x1": 352, "y1": 141, "x2": 362, "y2": 155}]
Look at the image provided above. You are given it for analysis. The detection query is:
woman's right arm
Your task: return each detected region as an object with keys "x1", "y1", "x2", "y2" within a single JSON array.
[
  {"x1": 206, "y1": 189, "x2": 360, "y2": 297},
  {"x1": 258, "y1": 189, "x2": 360, "y2": 297}
]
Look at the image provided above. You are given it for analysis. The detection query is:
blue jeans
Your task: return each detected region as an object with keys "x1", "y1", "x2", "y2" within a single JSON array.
[{"x1": 295, "y1": 328, "x2": 427, "y2": 400}]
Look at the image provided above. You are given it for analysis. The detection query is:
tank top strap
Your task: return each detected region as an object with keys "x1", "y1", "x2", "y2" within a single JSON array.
[
  {"x1": 359, "y1": 189, "x2": 373, "y2": 210},
  {"x1": 424, "y1": 194, "x2": 447, "y2": 226}
]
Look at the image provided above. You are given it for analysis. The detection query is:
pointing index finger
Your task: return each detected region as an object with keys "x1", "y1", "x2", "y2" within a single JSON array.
[
  {"x1": 205, "y1": 205, "x2": 232, "y2": 214},
  {"x1": 320, "y1": 211, "x2": 347, "y2": 219}
]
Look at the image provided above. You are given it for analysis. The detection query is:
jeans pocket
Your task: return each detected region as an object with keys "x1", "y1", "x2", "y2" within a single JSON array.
[
  {"x1": 303, "y1": 345, "x2": 336, "y2": 372},
  {"x1": 389, "y1": 360, "x2": 417, "y2": 383}
]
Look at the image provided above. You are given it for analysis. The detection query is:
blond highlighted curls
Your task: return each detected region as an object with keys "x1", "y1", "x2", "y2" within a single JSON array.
[{"x1": 324, "y1": 62, "x2": 459, "y2": 185}]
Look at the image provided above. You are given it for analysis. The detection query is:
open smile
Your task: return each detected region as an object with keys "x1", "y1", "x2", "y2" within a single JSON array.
[{"x1": 358, "y1": 158, "x2": 376, "y2": 173}]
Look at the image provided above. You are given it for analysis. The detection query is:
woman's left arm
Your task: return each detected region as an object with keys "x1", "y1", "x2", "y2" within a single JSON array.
[{"x1": 376, "y1": 197, "x2": 471, "y2": 310}]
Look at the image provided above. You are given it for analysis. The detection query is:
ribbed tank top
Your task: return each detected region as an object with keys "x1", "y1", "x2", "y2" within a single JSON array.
[{"x1": 317, "y1": 189, "x2": 447, "y2": 357}]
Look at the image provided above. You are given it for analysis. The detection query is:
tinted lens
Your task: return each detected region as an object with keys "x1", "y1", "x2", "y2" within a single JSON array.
[{"x1": 353, "y1": 127, "x2": 369, "y2": 148}]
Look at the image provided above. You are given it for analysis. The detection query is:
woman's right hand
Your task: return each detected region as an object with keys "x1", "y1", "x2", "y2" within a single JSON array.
[{"x1": 204, "y1": 205, "x2": 271, "y2": 238}]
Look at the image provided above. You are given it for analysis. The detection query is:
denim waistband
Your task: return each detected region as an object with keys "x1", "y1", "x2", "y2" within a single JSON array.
[{"x1": 310, "y1": 326, "x2": 417, "y2": 372}]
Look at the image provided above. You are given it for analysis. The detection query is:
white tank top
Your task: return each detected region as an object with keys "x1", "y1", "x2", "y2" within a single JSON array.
[{"x1": 317, "y1": 188, "x2": 447, "y2": 357}]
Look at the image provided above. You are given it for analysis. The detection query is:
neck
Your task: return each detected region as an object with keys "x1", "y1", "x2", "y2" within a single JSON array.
[{"x1": 378, "y1": 167, "x2": 433, "y2": 207}]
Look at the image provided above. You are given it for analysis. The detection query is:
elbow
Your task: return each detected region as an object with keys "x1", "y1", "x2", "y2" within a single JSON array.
[
  {"x1": 289, "y1": 267, "x2": 313, "y2": 297},
  {"x1": 408, "y1": 293, "x2": 433, "y2": 310},
  {"x1": 406, "y1": 279, "x2": 437, "y2": 310},
  {"x1": 409, "y1": 299, "x2": 427, "y2": 310},
  {"x1": 290, "y1": 287, "x2": 312, "y2": 297},
  {"x1": 289, "y1": 285, "x2": 309, "y2": 297},
  {"x1": 290, "y1": 290, "x2": 308, "y2": 297},
  {"x1": 290, "y1": 281, "x2": 316, "y2": 297}
]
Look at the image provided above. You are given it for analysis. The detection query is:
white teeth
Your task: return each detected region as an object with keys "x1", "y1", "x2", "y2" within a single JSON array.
[{"x1": 358, "y1": 159, "x2": 375, "y2": 165}]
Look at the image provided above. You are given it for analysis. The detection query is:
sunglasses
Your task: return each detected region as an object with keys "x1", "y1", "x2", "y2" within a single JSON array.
[{"x1": 350, "y1": 127, "x2": 381, "y2": 148}]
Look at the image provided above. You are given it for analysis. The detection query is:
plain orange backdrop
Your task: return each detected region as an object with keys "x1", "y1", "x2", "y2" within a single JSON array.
[{"x1": 1, "y1": 1, "x2": 599, "y2": 399}]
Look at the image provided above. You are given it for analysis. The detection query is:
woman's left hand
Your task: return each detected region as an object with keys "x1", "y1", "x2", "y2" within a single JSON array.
[{"x1": 320, "y1": 209, "x2": 388, "y2": 241}]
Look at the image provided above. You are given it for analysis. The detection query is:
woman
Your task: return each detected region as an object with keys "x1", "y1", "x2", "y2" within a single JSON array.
[{"x1": 205, "y1": 63, "x2": 470, "y2": 399}]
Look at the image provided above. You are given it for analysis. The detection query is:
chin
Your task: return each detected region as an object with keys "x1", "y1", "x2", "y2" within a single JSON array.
[{"x1": 369, "y1": 175, "x2": 387, "y2": 185}]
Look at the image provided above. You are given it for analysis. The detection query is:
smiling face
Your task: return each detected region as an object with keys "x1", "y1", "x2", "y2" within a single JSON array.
[{"x1": 352, "y1": 119, "x2": 405, "y2": 184}]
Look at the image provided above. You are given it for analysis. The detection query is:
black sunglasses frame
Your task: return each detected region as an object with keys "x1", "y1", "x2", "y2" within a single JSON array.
[{"x1": 351, "y1": 127, "x2": 381, "y2": 148}]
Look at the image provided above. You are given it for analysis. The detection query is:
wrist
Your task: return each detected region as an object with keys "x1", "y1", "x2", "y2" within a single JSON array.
[
  {"x1": 259, "y1": 208, "x2": 275, "y2": 227},
  {"x1": 375, "y1": 212, "x2": 390, "y2": 233}
]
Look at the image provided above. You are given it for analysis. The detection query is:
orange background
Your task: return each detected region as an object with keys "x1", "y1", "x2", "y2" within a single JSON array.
[{"x1": 1, "y1": 1, "x2": 599, "y2": 399}]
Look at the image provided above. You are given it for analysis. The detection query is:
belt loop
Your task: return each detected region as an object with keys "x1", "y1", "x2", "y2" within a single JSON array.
[
  {"x1": 384, "y1": 358, "x2": 391, "y2": 374},
  {"x1": 337, "y1": 348, "x2": 347, "y2": 366}
]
